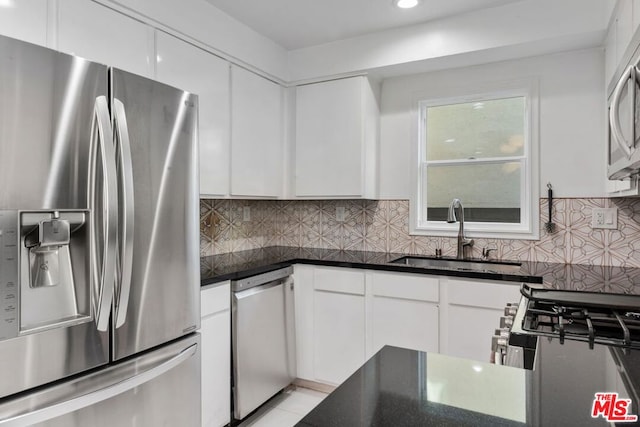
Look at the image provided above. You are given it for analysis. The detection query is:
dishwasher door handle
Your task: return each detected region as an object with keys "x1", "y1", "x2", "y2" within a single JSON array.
[{"x1": 233, "y1": 279, "x2": 287, "y2": 300}]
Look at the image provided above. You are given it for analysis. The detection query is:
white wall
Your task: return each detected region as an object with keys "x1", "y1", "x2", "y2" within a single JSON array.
[{"x1": 379, "y1": 48, "x2": 606, "y2": 199}]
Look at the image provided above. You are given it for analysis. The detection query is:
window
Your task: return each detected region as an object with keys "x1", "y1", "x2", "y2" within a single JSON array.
[{"x1": 412, "y1": 83, "x2": 539, "y2": 239}]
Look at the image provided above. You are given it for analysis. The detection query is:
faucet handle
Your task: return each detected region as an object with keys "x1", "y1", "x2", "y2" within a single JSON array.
[{"x1": 482, "y1": 247, "x2": 496, "y2": 260}]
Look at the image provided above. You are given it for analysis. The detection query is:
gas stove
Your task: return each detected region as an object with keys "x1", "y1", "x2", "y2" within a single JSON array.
[{"x1": 510, "y1": 283, "x2": 640, "y2": 353}]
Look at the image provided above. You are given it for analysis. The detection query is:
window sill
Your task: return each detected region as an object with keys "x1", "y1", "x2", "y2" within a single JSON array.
[{"x1": 410, "y1": 224, "x2": 540, "y2": 241}]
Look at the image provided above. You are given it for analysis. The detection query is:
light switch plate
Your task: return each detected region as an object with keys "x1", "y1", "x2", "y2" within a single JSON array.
[
  {"x1": 336, "y1": 206, "x2": 346, "y2": 222},
  {"x1": 243, "y1": 206, "x2": 251, "y2": 222},
  {"x1": 591, "y1": 207, "x2": 617, "y2": 229}
]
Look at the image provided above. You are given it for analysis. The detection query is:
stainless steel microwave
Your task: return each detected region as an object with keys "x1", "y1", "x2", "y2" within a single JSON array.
[{"x1": 608, "y1": 60, "x2": 640, "y2": 180}]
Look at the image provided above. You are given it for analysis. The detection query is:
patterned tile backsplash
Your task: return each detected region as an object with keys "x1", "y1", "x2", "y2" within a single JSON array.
[{"x1": 200, "y1": 198, "x2": 640, "y2": 267}]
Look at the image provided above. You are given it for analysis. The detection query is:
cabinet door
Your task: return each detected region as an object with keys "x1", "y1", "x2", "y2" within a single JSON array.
[
  {"x1": 369, "y1": 272, "x2": 439, "y2": 357},
  {"x1": 371, "y1": 297, "x2": 438, "y2": 355},
  {"x1": 442, "y1": 278, "x2": 520, "y2": 363},
  {"x1": 293, "y1": 265, "x2": 314, "y2": 381},
  {"x1": 634, "y1": 0, "x2": 640, "y2": 37},
  {"x1": 156, "y1": 32, "x2": 230, "y2": 197},
  {"x1": 313, "y1": 267, "x2": 365, "y2": 385},
  {"x1": 0, "y1": 0, "x2": 47, "y2": 47},
  {"x1": 604, "y1": 22, "x2": 617, "y2": 88},
  {"x1": 616, "y1": 0, "x2": 633, "y2": 64},
  {"x1": 201, "y1": 284, "x2": 230, "y2": 427},
  {"x1": 446, "y1": 305, "x2": 504, "y2": 363},
  {"x1": 295, "y1": 77, "x2": 364, "y2": 197},
  {"x1": 314, "y1": 290, "x2": 365, "y2": 385},
  {"x1": 230, "y1": 65, "x2": 283, "y2": 197},
  {"x1": 57, "y1": 0, "x2": 153, "y2": 77}
]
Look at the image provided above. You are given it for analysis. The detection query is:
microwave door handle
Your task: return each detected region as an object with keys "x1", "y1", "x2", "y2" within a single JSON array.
[
  {"x1": 610, "y1": 65, "x2": 633, "y2": 158},
  {"x1": 88, "y1": 96, "x2": 118, "y2": 332},
  {"x1": 112, "y1": 98, "x2": 134, "y2": 329},
  {"x1": 632, "y1": 66, "x2": 638, "y2": 150}
]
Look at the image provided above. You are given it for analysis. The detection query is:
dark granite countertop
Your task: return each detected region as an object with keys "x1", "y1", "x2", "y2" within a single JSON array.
[
  {"x1": 200, "y1": 246, "x2": 640, "y2": 293},
  {"x1": 297, "y1": 342, "x2": 640, "y2": 427}
]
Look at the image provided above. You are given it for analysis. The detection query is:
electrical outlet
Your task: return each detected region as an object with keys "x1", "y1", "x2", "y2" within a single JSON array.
[
  {"x1": 336, "y1": 206, "x2": 346, "y2": 222},
  {"x1": 243, "y1": 206, "x2": 251, "y2": 222},
  {"x1": 591, "y1": 207, "x2": 617, "y2": 229}
]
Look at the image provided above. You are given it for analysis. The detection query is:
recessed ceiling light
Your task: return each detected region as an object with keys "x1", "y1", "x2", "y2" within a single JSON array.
[
  {"x1": 394, "y1": 0, "x2": 420, "y2": 9},
  {"x1": 0, "y1": 0, "x2": 15, "y2": 8}
]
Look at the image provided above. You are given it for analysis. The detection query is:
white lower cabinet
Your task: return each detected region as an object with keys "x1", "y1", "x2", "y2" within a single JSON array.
[
  {"x1": 293, "y1": 265, "x2": 523, "y2": 388},
  {"x1": 314, "y1": 291, "x2": 365, "y2": 385},
  {"x1": 200, "y1": 283, "x2": 230, "y2": 427},
  {"x1": 312, "y1": 267, "x2": 366, "y2": 385},
  {"x1": 440, "y1": 277, "x2": 521, "y2": 363},
  {"x1": 368, "y1": 271, "x2": 439, "y2": 357}
]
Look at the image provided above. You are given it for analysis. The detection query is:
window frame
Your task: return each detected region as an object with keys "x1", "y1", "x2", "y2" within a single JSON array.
[{"x1": 410, "y1": 80, "x2": 540, "y2": 240}]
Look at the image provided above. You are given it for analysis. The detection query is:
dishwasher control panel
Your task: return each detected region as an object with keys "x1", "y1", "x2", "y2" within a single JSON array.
[{"x1": 231, "y1": 266, "x2": 293, "y2": 292}]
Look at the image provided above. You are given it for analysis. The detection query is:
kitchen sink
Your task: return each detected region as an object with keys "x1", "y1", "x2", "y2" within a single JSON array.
[{"x1": 389, "y1": 256, "x2": 522, "y2": 274}]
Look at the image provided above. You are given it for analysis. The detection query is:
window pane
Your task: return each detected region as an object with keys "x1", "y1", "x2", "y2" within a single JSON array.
[
  {"x1": 425, "y1": 162, "x2": 521, "y2": 223},
  {"x1": 425, "y1": 97, "x2": 525, "y2": 161}
]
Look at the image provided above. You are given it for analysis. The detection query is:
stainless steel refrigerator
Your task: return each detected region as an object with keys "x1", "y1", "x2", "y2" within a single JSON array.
[{"x1": 0, "y1": 35, "x2": 201, "y2": 426}]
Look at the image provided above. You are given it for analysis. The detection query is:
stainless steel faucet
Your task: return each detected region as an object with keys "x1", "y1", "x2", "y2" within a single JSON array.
[{"x1": 447, "y1": 198, "x2": 474, "y2": 259}]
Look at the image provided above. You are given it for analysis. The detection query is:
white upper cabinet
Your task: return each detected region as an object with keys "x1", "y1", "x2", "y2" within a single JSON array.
[
  {"x1": 57, "y1": 0, "x2": 153, "y2": 77},
  {"x1": 156, "y1": 32, "x2": 231, "y2": 197},
  {"x1": 605, "y1": 20, "x2": 617, "y2": 88},
  {"x1": 0, "y1": 0, "x2": 48, "y2": 47},
  {"x1": 634, "y1": 0, "x2": 640, "y2": 34},
  {"x1": 230, "y1": 65, "x2": 283, "y2": 198},
  {"x1": 295, "y1": 76, "x2": 379, "y2": 198},
  {"x1": 616, "y1": 0, "x2": 634, "y2": 69}
]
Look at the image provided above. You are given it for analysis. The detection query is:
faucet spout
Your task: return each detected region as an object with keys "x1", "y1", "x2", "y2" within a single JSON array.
[{"x1": 447, "y1": 198, "x2": 474, "y2": 259}]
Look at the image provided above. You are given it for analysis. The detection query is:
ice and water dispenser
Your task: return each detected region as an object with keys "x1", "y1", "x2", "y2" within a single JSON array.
[{"x1": 0, "y1": 210, "x2": 91, "y2": 340}]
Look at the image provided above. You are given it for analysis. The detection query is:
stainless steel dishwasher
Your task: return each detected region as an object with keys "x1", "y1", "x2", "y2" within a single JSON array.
[{"x1": 231, "y1": 266, "x2": 296, "y2": 421}]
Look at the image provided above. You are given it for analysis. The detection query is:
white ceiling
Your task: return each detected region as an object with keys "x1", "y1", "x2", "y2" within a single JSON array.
[{"x1": 204, "y1": 0, "x2": 524, "y2": 50}]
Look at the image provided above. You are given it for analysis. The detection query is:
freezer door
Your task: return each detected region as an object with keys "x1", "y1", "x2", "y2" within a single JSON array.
[
  {"x1": 0, "y1": 35, "x2": 110, "y2": 398},
  {"x1": 0, "y1": 35, "x2": 107, "y2": 210},
  {"x1": 0, "y1": 334, "x2": 200, "y2": 427},
  {"x1": 110, "y1": 69, "x2": 200, "y2": 360}
]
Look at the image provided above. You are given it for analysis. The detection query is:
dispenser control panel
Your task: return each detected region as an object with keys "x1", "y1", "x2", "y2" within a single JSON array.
[{"x1": 0, "y1": 211, "x2": 19, "y2": 340}]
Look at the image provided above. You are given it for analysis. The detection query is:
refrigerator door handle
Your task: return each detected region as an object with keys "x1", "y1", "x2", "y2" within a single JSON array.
[
  {"x1": 112, "y1": 98, "x2": 135, "y2": 329},
  {"x1": 88, "y1": 96, "x2": 118, "y2": 332},
  {"x1": 0, "y1": 343, "x2": 198, "y2": 427}
]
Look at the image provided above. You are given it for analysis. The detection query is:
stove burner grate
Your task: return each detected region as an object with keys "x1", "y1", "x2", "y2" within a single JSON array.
[{"x1": 519, "y1": 284, "x2": 640, "y2": 350}]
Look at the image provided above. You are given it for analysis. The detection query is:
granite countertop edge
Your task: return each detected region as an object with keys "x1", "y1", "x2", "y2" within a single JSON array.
[
  {"x1": 199, "y1": 246, "x2": 640, "y2": 291},
  {"x1": 200, "y1": 257, "x2": 541, "y2": 286}
]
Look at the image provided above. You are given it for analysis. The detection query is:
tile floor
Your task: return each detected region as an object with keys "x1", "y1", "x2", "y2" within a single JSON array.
[{"x1": 238, "y1": 387, "x2": 328, "y2": 427}]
